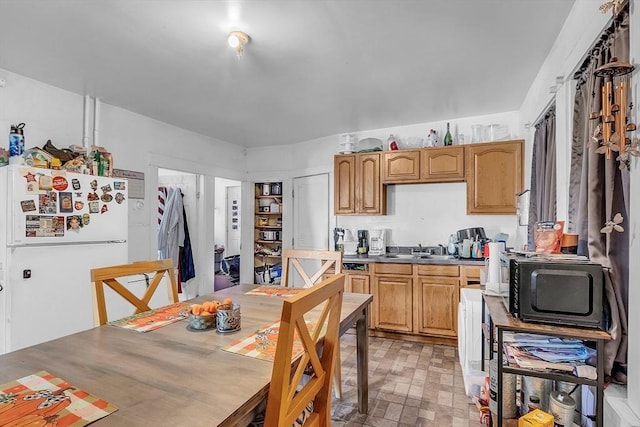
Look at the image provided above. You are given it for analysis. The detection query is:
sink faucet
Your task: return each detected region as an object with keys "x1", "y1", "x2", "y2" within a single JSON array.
[{"x1": 418, "y1": 243, "x2": 423, "y2": 253}]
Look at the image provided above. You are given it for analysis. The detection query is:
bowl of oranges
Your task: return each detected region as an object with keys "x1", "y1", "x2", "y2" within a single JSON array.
[{"x1": 187, "y1": 298, "x2": 232, "y2": 331}]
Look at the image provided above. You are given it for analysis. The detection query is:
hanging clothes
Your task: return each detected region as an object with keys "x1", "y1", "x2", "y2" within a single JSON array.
[
  {"x1": 158, "y1": 187, "x2": 184, "y2": 269},
  {"x1": 180, "y1": 197, "x2": 196, "y2": 283},
  {"x1": 158, "y1": 186, "x2": 168, "y2": 228}
]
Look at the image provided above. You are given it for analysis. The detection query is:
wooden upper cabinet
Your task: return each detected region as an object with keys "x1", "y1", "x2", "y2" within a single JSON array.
[
  {"x1": 465, "y1": 140, "x2": 523, "y2": 214},
  {"x1": 356, "y1": 153, "x2": 386, "y2": 215},
  {"x1": 334, "y1": 153, "x2": 386, "y2": 215},
  {"x1": 382, "y1": 150, "x2": 421, "y2": 183},
  {"x1": 420, "y1": 146, "x2": 465, "y2": 182},
  {"x1": 334, "y1": 154, "x2": 356, "y2": 214}
]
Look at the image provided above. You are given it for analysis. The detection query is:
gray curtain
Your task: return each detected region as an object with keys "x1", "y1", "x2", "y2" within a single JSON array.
[
  {"x1": 527, "y1": 106, "x2": 556, "y2": 249},
  {"x1": 569, "y1": 12, "x2": 629, "y2": 378}
]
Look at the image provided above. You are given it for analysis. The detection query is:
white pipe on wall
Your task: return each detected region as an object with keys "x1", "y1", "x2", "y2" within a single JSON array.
[
  {"x1": 82, "y1": 95, "x2": 91, "y2": 148},
  {"x1": 93, "y1": 97, "x2": 101, "y2": 147}
]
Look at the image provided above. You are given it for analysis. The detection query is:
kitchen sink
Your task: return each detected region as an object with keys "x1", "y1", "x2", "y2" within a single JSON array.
[
  {"x1": 412, "y1": 253, "x2": 456, "y2": 260},
  {"x1": 382, "y1": 253, "x2": 415, "y2": 259}
]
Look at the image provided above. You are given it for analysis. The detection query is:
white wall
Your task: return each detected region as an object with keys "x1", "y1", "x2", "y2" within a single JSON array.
[{"x1": 0, "y1": 68, "x2": 247, "y2": 297}]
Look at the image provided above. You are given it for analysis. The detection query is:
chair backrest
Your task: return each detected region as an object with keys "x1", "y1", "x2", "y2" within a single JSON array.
[
  {"x1": 280, "y1": 249, "x2": 342, "y2": 288},
  {"x1": 90, "y1": 259, "x2": 179, "y2": 325},
  {"x1": 264, "y1": 274, "x2": 345, "y2": 427}
]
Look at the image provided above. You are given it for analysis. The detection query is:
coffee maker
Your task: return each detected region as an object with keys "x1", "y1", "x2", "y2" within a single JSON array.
[
  {"x1": 357, "y1": 230, "x2": 369, "y2": 255},
  {"x1": 368, "y1": 229, "x2": 386, "y2": 256}
]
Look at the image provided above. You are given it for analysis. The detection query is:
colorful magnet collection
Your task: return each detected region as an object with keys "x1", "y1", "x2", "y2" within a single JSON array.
[{"x1": 19, "y1": 167, "x2": 124, "y2": 237}]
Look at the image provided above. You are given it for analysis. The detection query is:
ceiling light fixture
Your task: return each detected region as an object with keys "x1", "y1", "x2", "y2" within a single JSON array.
[{"x1": 227, "y1": 30, "x2": 250, "y2": 58}]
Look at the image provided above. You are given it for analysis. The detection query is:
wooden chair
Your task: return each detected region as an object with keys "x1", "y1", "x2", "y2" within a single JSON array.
[
  {"x1": 279, "y1": 249, "x2": 344, "y2": 399},
  {"x1": 90, "y1": 259, "x2": 179, "y2": 325},
  {"x1": 280, "y1": 249, "x2": 342, "y2": 288},
  {"x1": 264, "y1": 274, "x2": 345, "y2": 427}
]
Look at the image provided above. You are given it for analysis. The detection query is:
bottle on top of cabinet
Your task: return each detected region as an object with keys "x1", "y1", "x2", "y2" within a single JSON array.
[
  {"x1": 9, "y1": 123, "x2": 25, "y2": 165},
  {"x1": 444, "y1": 122, "x2": 453, "y2": 146},
  {"x1": 426, "y1": 129, "x2": 438, "y2": 147},
  {"x1": 387, "y1": 134, "x2": 399, "y2": 151}
]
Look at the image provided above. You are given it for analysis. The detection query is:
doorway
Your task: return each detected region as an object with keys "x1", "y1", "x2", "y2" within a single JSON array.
[
  {"x1": 214, "y1": 177, "x2": 242, "y2": 291},
  {"x1": 157, "y1": 168, "x2": 198, "y2": 299}
]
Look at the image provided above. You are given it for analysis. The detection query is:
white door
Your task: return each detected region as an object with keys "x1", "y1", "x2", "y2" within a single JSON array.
[{"x1": 292, "y1": 174, "x2": 329, "y2": 286}]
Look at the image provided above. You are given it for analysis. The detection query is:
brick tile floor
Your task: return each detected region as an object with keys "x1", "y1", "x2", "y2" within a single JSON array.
[{"x1": 331, "y1": 333, "x2": 484, "y2": 426}]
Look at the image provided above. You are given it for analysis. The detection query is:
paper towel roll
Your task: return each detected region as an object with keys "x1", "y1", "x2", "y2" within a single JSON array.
[
  {"x1": 487, "y1": 242, "x2": 502, "y2": 283},
  {"x1": 485, "y1": 242, "x2": 503, "y2": 295}
]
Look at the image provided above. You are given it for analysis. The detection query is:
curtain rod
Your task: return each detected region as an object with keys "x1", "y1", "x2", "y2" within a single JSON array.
[{"x1": 572, "y1": 2, "x2": 629, "y2": 81}]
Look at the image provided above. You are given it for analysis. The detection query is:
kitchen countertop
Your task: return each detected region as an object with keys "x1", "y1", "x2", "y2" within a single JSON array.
[{"x1": 342, "y1": 254, "x2": 485, "y2": 266}]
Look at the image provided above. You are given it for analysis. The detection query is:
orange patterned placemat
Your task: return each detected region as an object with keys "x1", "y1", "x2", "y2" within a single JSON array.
[
  {"x1": 222, "y1": 319, "x2": 321, "y2": 362},
  {"x1": 109, "y1": 302, "x2": 190, "y2": 332},
  {"x1": 244, "y1": 286, "x2": 306, "y2": 297},
  {"x1": 0, "y1": 371, "x2": 117, "y2": 427}
]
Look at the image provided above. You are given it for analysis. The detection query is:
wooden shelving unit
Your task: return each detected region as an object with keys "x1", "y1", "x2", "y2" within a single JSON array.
[{"x1": 254, "y1": 182, "x2": 283, "y2": 284}]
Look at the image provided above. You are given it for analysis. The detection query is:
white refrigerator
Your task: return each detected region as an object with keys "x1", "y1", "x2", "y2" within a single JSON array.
[{"x1": 0, "y1": 165, "x2": 128, "y2": 354}]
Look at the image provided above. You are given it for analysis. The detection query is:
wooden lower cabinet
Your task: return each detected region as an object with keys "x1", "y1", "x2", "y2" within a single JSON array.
[
  {"x1": 413, "y1": 276, "x2": 459, "y2": 337},
  {"x1": 372, "y1": 264, "x2": 412, "y2": 333},
  {"x1": 460, "y1": 265, "x2": 483, "y2": 288},
  {"x1": 346, "y1": 274, "x2": 370, "y2": 294}
]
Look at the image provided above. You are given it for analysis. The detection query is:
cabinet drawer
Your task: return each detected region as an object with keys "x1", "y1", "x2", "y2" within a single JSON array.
[
  {"x1": 415, "y1": 264, "x2": 459, "y2": 277},
  {"x1": 373, "y1": 263, "x2": 413, "y2": 275}
]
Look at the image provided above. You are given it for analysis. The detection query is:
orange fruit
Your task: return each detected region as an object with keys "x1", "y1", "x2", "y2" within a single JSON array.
[
  {"x1": 190, "y1": 304, "x2": 202, "y2": 315},
  {"x1": 222, "y1": 298, "x2": 233, "y2": 306}
]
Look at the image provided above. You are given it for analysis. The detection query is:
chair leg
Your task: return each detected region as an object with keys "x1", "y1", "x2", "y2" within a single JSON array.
[{"x1": 333, "y1": 345, "x2": 342, "y2": 400}]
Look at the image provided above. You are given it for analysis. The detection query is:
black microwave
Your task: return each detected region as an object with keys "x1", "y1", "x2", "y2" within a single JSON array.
[{"x1": 507, "y1": 257, "x2": 605, "y2": 330}]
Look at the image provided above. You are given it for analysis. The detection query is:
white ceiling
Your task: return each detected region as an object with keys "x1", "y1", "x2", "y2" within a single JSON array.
[{"x1": 0, "y1": 0, "x2": 575, "y2": 148}]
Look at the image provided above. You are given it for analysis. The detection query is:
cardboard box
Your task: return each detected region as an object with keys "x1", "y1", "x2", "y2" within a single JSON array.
[{"x1": 518, "y1": 409, "x2": 554, "y2": 427}]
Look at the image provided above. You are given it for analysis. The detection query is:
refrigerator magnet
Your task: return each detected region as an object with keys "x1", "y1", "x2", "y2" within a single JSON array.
[
  {"x1": 87, "y1": 192, "x2": 99, "y2": 201},
  {"x1": 90, "y1": 179, "x2": 98, "y2": 190},
  {"x1": 74, "y1": 200, "x2": 84, "y2": 211},
  {"x1": 89, "y1": 201, "x2": 99, "y2": 214},
  {"x1": 66, "y1": 215, "x2": 83, "y2": 231},
  {"x1": 59, "y1": 192, "x2": 73, "y2": 213},
  {"x1": 72, "y1": 178, "x2": 81, "y2": 190},
  {"x1": 39, "y1": 175, "x2": 53, "y2": 191},
  {"x1": 115, "y1": 192, "x2": 125, "y2": 204},
  {"x1": 20, "y1": 200, "x2": 37, "y2": 212},
  {"x1": 39, "y1": 191, "x2": 57, "y2": 214},
  {"x1": 114, "y1": 181, "x2": 126, "y2": 190},
  {"x1": 101, "y1": 204, "x2": 108, "y2": 214},
  {"x1": 82, "y1": 213, "x2": 90, "y2": 225},
  {"x1": 101, "y1": 184, "x2": 112, "y2": 193},
  {"x1": 101, "y1": 193, "x2": 113, "y2": 203},
  {"x1": 52, "y1": 176, "x2": 68, "y2": 191}
]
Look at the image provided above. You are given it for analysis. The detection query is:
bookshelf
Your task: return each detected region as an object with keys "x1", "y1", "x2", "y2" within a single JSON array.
[{"x1": 254, "y1": 182, "x2": 283, "y2": 284}]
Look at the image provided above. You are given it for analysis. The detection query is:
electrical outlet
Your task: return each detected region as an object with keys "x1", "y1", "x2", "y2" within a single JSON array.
[{"x1": 23, "y1": 269, "x2": 31, "y2": 279}]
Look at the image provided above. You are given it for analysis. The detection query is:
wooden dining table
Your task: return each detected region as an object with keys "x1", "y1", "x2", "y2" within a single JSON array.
[{"x1": 0, "y1": 284, "x2": 372, "y2": 426}]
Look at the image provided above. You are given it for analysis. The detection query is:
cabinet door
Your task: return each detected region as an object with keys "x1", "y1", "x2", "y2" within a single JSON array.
[
  {"x1": 382, "y1": 150, "x2": 421, "y2": 183},
  {"x1": 373, "y1": 275, "x2": 412, "y2": 332},
  {"x1": 465, "y1": 140, "x2": 523, "y2": 214},
  {"x1": 414, "y1": 276, "x2": 459, "y2": 337},
  {"x1": 334, "y1": 155, "x2": 356, "y2": 214},
  {"x1": 420, "y1": 147, "x2": 465, "y2": 182},
  {"x1": 356, "y1": 153, "x2": 386, "y2": 215},
  {"x1": 347, "y1": 274, "x2": 370, "y2": 294}
]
